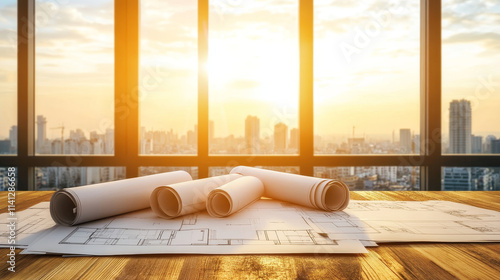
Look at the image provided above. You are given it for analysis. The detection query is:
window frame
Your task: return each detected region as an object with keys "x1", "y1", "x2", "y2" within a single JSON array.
[{"x1": 2, "y1": 0, "x2": 499, "y2": 191}]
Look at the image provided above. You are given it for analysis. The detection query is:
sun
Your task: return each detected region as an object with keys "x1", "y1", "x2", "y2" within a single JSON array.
[{"x1": 207, "y1": 37, "x2": 298, "y2": 108}]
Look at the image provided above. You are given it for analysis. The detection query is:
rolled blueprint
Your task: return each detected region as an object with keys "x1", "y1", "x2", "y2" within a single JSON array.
[
  {"x1": 150, "y1": 174, "x2": 242, "y2": 219},
  {"x1": 230, "y1": 166, "x2": 349, "y2": 211},
  {"x1": 206, "y1": 176, "x2": 264, "y2": 217},
  {"x1": 50, "y1": 171, "x2": 192, "y2": 226}
]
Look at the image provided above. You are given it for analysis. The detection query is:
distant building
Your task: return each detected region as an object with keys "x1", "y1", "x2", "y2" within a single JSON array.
[
  {"x1": 0, "y1": 140, "x2": 10, "y2": 154},
  {"x1": 471, "y1": 135, "x2": 483, "y2": 154},
  {"x1": 443, "y1": 167, "x2": 474, "y2": 190},
  {"x1": 274, "y1": 122, "x2": 288, "y2": 152},
  {"x1": 484, "y1": 135, "x2": 497, "y2": 153},
  {"x1": 245, "y1": 115, "x2": 260, "y2": 154},
  {"x1": 413, "y1": 134, "x2": 420, "y2": 154},
  {"x1": 449, "y1": 99, "x2": 471, "y2": 154},
  {"x1": 399, "y1": 128, "x2": 411, "y2": 153},
  {"x1": 289, "y1": 128, "x2": 299, "y2": 151},
  {"x1": 9, "y1": 125, "x2": 17, "y2": 153},
  {"x1": 491, "y1": 139, "x2": 500, "y2": 154},
  {"x1": 36, "y1": 115, "x2": 47, "y2": 152}
]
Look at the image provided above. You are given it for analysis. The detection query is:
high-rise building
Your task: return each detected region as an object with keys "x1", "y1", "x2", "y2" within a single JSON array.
[
  {"x1": 399, "y1": 128, "x2": 411, "y2": 153},
  {"x1": 491, "y1": 139, "x2": 500, "y2": 154},
  {"x1": 9, "y1": 125, "x2": 17, "y2": 152},
  {"x1": 413, "y1": 134, "x2": 420, "y2": 154},
  {"x1": 471, "y1": 135, "x2": 483, "y2": 153},
  {"x1": 274, "y1": 122, "x2": 288, "y2": 152},
  {"x1": 483, "y1": 135, "x2": 497, "y2": 153},
  {"x1": 289, "y1": 128, "x2": 299, "y2": 151},
  {"x1": 245, "y1": 115, "x2": 260, "y2": 154},
  {"x1": 443, "y1": 167, "x2": 476, "y2": 191},
  {"x1": 449, "y1": 99, "x2": 471, "y2": 154},
  {"x1": 36, "y1": 115, "x2": 47, "y2": 151}
]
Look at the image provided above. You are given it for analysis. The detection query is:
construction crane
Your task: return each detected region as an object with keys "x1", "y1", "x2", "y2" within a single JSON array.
[{"x1": 50, "y1": 125, "x2": 65, "y2": 154}]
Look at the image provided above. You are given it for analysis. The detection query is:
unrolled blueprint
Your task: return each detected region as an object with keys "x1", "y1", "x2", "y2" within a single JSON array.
[
  {"x1": 12, "y1": 199, "x2": 500, "y2": 256},
  {"x1": 24, "y1": 200, "x2": 367, "y2": 255},
  {"x1": 0, "y1": 202, "x2": 55, "y2": 248},
  {"x1": 313, "y1": 200, "x2": 500, "y2": 242}
]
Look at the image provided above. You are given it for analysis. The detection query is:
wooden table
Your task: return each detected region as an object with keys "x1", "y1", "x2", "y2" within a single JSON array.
[{"x1": 1, "y1": 191, "x2": 499, "y2": 279}]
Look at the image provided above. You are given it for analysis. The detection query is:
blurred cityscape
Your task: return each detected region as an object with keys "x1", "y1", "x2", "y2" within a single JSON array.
[{"x1": 1, "y1": 99, "x2": 499, "y2": 191}]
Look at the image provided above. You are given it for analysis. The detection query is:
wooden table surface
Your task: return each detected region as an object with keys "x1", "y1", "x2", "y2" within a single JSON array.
[{"x1": 1, "y1": 191, "x2": 499, "y2": 280}]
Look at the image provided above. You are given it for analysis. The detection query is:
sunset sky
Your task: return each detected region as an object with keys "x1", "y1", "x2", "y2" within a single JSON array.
[{"x1": 0, "y1": 0, "x2": 498, "y2": 145}]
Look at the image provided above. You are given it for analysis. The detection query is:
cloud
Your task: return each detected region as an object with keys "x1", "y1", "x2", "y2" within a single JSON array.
[{"x1": 443, "y1": 32, "x2": 500, "y2": 49}]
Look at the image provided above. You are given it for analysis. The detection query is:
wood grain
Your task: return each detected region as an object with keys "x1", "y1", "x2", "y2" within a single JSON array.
[{"x1": 0, "y1": 191, "x2": 499, "y2": 280}]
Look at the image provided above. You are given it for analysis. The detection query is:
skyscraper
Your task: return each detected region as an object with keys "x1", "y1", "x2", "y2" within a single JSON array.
[
  {"x1": 289, "y1": 128, "x2": 299, "y2": 151},
  {"x1": 274, "y1": 122, "x2": 288, "y2": 152},
  {"x1": 449, "y1": 99, "x2": 471, "y2": 154},
  {"x1": 9, "y1": 125, "x2": 17, "y2": 153},
  {"x1": 36, "y1": 115, "x2": 47, "y2": 151},
  {"x1": 399, "y1": 128, "x2": 411, "y2": 153},
  {"x1": 491, "y1": 139, "x2": 500, "y2": 154},
  {"x1": 471, "y1": 135, "x2": 483, "y2": 153},
  {"x1": 245, "y1": 115, "x2": 260, "y2": 154}
]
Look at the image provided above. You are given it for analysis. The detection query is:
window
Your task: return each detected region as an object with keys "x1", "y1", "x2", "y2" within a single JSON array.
[
  {"x1": 1, "y1": 0, "x2": 499, "y2": 191},
  {"x1": 35, "y1": 0, "x2": 114, "y2": 155},
  {"x1": 314, "y1": 0, "x2": 420, "y2": 155},
  {"x1": 140, "y1": 0, "x2": 198, "y2": 155},
  {"x1": 0, "y1": 1, "x2": 17, "y2": 155},
  {"x1": 442, "y1": 0, "x2": 500, "y2": 155},
  {"x1": 209, "y1": 0, "x2": 299, "y2": 155}
]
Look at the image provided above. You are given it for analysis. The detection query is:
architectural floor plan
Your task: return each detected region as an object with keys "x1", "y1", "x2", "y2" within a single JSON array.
[{"x1": 12, "y1": 199, "x2": 500, "y2": 255}]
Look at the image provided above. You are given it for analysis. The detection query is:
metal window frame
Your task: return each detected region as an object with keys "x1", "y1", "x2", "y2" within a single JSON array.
[{"x1": 1, "y1": 0, "x2": 499, "y2": 191}]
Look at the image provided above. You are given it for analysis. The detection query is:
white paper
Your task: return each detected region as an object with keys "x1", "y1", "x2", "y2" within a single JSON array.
[
  {"x1": 0, "y1": 202, "x2": 55, "y2": 248},
  {"x1": 50, "y1": 171, "x2": 192, "y2": 226},
  {"x1": 230, "y1": 166, "x2": 350, "y2": 211},
  {"x1": 24, "y1": 199, "x2": 368, "y2": 255},
  {"x1": 313, "y1": 200, "x2": 500, "y2": 242},
  {"x1": 150, "y1": 174, "x2": 242, "y2": 219},
  {"x1": 206, "y1": 176, "x2": 264, "y2": 217}
]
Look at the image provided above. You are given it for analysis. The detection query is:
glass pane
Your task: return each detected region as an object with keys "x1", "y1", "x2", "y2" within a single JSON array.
[
  {"x1": 209, "y1": 166, "x2": 299, "y2": 177},
  {"x1": 35, "y1": 0, "x2": 114, "y2": 155},
  {"x1": 0, "y1": 167, "x2": 17, "y2": 191},
  {"x1": 140, "y1": 0, "x2": 198, "y2": 155},
  {"x1": 442, "y1": 167, "x2": 499, "y2": 191},
  {"x1": 314, "y1": 166, "x2": 420, "y2": 191},
  {"x1": 442, "y1": 2, "x2": 500, "y2": 154},
  {"x1": 35, "y1": 167, "x2": 126, "y2": 190},
  {"x1": 209, "y1": 0, "x2": 299, "y2": 155},
  {"x1": 314, "y1": 1, "x2": 420, "y2": 154},
  {"x1": 0, "y1": 1, "x2": 17, "y2": 154},
  {"x1": 139, "y1": 166, "x2": 199, "y2": 179}
]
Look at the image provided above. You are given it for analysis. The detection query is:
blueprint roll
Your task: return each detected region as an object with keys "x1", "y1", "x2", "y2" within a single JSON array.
[
  {"x1": 150, "y1": 174, "x2": 242, "y2": 219},
  {"x1": 50, "y1": 171, "x2": 193, "y2": 226},
  {"x1": 206, "y1": 176, "x2": 264, "y2": 218},
  {"x1": 230, "y1": 166, "x2": 350, "y2": 211}
]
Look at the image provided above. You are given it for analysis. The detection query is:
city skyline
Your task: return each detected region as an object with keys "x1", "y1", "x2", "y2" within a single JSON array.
[{"x1": 2, "y1": 97, "x2": 500, "y2": 155}]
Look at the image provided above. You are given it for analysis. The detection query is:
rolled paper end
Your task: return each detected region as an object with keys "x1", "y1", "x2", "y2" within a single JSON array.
[
  {"x1": 322, "y1": 180, "x2": 350, "y2": 211},
  {"x1": 50, "y1": 191, "x2": 77, "y2": 226},
  {"x1": 206, "y1": 190, "x2": 233, "y2": 218},
  {"x1": 150, "y1": 187, "x2": 182, "y2": 219}
]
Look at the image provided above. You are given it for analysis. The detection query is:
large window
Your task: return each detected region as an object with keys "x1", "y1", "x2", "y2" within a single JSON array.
[
  {"x1": 35, "y1": 0, "x2": 114, "y2": 155},
  {"x1": 442, "y1": 0, "x2": 500, "y2": 155},
  {"x1": 1, "y1": 0, "x2": 499, "y2": 191},
  {"x1": 140, "y1": 0, "x2": 198, "y2": 155},
  {"x1": 209, "y1": 0, "x2": 299, "y2": 155},
  {"x1": 0, "y1": 1, "x2": 17, "y2": 155},
  {"x1": 314, "y1": 0, "x2": 420, "y2": 155}
]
